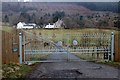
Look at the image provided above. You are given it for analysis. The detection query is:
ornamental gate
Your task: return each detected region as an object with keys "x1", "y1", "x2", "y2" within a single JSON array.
[{"x1": 19, "y1": 30, "x2": 114, "y2": 64}]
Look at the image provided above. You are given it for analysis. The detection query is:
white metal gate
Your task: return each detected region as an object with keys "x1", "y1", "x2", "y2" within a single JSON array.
[{"x1": 19, "y1": 30, "x2": 114, "y2": 64}]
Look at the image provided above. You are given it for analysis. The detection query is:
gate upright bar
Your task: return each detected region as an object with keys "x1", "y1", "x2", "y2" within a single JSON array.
[
  {"x1": 19, "y1": 32, "x2": 22, "y2": 64},
  {"x1": 111, "y1": 32, "x2": 114, "y2": 61},
  {"x1": 24, "y1": 34, "x2": 26, "y2": 64}
]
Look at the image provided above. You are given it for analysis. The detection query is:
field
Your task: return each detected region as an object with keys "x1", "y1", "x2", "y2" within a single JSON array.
[
  {"x1": 27, "y1": 28, "x2": 118, "y2": 46},
  {"x1": 26, "y1": 54, "x2": 49, "y2": 61}
]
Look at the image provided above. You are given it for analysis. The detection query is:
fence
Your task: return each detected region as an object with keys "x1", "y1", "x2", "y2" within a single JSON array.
[
  {"x1": 2, "y1": 29, "x2": 120, "y2": 64},
  {"x1": 114, "y1": 31, "x2": 120, "y2": 62},
  {"x1": 22, "y1": 30, "x2": 117, "y2": 63},
  {"x1": 2, "y1": 29, "x2": 19, "y2": 64},
  {"x1": 64, "y1": 33, "x2": 112, "y2": 61}
]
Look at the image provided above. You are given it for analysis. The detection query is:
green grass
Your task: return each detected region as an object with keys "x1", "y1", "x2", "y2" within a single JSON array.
[
  {"x1": 73, "y1": 53, "x2": 98, "y2": 60},
  {"x1": 19, "y1": 64, "x2": 31, "y2": 77},
  {"x1": 2, "y1": 26, "x2": 13, "y2": 32},
  {"x1": 2, "y1": 63, "x2": 32, "y2": 78},
  {"x1": 28, "y1": 54, "x2": 49, "y2": 61},
  {"x1": 95, "y1": 61, "x2": 120, "y2": 68}
]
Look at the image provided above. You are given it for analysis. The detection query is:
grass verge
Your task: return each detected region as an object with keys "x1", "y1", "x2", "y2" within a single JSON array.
[
  {"x1": 95, "y1": 61, "x2": 120, "y2": 68},
  {"x1": 2, "y1": 63, "x2": 32, "y2": 79}
]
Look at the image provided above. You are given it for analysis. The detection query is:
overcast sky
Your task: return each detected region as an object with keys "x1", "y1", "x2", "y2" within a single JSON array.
[
  {"x1": 24, "y1": 0, "x2": 119, "y2": 2},
  {"x1": 1, "y1": 0, "x2": 119, "y2": 2}
]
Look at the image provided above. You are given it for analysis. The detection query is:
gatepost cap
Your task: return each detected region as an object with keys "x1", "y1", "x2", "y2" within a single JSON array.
[
  {"x1": 111, "y1": 32, "x2": 114, "y2": 35},
  {"x1": 19, "y1": 32, "x2": 22, "y2": 35}
]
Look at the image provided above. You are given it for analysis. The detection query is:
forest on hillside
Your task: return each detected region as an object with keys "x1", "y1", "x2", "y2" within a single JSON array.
[
  {"x1": 2, "y1": 2, "x2": 119, "y2": 13},
  {"x1": 2, "y1": 2, "x2": 120, "y2": 29},
  {"x1": 76, "y1": 2, "x2": 119, "y2": 13}
]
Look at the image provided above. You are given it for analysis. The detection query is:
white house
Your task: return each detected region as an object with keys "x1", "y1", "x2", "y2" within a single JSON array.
[
  {"x1": 45, "y1": 23, "x2": 55, "y2": 29},
  {"x1": 45, "y1": 19, "x2": 65, "y2": 29},
  {"x1": 17, "y1": 22, "x2": 36, "y2": 29},
  {"x1": 54, "y1": 19, "x2": 64, "y2": 28}
]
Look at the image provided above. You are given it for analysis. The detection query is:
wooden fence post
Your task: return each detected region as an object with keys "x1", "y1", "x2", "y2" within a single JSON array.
[{"x1": 114, "y1": 32, "x2": 120, "y2": 62}]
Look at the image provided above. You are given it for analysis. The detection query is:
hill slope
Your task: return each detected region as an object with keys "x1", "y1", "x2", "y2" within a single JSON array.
[
  {"x1": 2, "y1": 2, "x2": 93, "y2": 15},
  {"x1": 2, "y1": 2, "x2": 119, "y2": 29}
]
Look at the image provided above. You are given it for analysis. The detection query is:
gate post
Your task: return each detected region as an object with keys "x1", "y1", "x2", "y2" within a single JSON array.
[
  {"x1": 111, "y1": 32, "x2": 114, "y2": 61},
  {"x1": 19, "y1": 32, "x2": 22, "y2": 64}
]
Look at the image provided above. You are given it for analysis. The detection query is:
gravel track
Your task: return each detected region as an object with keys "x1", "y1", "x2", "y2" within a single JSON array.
[{"x1": 26, "y1": 47, "x2": 120, "y2": 79}]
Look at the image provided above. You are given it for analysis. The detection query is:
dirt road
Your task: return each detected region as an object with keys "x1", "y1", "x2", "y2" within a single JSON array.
[
  {"x1": 26, "y1": 46, "x2": 119, "y2": 80},
  {"x1": 26, "y1": 57, "x2": 119, "y2": 79}
]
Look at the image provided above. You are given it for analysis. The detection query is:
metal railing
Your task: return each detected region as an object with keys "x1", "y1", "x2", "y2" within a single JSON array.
[{"x1": 19, "y1": 30, "x2": 114, "y2": 64}]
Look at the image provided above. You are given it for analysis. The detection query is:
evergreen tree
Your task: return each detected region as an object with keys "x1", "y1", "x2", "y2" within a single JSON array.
[
  {"x1": 52, "y1": 11, "x2": 65, "y2": 23},
  {"x1": 4, "y1": 15, "x2": 9, "y2": 22},
  {"x1": 19, "y1": 12, "x2": 30, "y2": 23}
]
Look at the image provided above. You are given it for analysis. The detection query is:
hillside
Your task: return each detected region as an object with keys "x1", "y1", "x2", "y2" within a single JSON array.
[
  {"x1": 2, "y1": 2, "x2": 119, "y2": 29},
  {"x1": 76, "y1": 2, "x2": 119, "y2": 13},
  {"x1": 2, "y1": 2, "x2": 93, "y2": 15}
]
